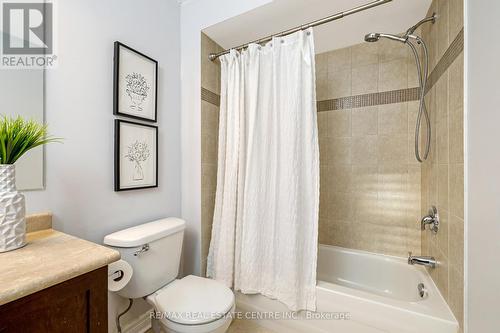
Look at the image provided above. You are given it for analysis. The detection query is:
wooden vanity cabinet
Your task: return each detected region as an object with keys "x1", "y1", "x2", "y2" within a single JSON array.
[{"x1": 0, "y1": 266, "x2": 108, "y2": 333}]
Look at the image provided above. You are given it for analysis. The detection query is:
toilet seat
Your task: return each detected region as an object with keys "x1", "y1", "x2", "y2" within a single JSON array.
[{"x1": 147, "y1": 275, "x2": 235, "y2": 333}]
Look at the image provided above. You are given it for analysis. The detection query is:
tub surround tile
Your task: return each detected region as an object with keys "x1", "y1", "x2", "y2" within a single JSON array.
[
  {"x1": 351, "y1": 42, "x2": 378, "y2": 67},
  {"x1": 327, "y1": 46, "x2": 351, "y2": 73},
  {"x1": 378, "y1": 103, "x2": 408, "y2": 136},
  {"x1": 352, "y1": 107, "x2": 377, "y2": 136},
  {"x1": 421, "y1": 1, "x2": 464, "y2": 328},
  {"x1": 0, "y1": 229, "x2": 120, "y2": 306},
  {"x1": 379, "y1": 59, "x2": 408, "y2": 92},
  {"x1": 201, "y1": 33, "x2": 223, "y2": 275},
  {"x1": 328, "y1": 69, "x2": 352, "y2": 99},
  {"x1": 352, "y1": 64, "x2": 378, "y2": 95},
  {"x1": 327, "y1": 110, "x2": 351, "y2": 138},
  {"x1": 316, "y1": 34, "x2": 421, "y2": 258}
]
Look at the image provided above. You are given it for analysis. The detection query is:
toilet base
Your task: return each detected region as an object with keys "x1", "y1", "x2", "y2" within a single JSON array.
[{"x1": 151, "y1": 305, "x2": 235, "y2": 333}]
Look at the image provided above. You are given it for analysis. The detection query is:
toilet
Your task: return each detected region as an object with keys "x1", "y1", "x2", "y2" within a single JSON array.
[{"x1": 104, "y1": 218, "x2": 234, "y2": 333}]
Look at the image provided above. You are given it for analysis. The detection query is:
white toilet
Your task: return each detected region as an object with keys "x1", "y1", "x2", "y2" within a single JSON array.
[{"x1": 104, "y1": 218, "x2": 234, "y2": 333}]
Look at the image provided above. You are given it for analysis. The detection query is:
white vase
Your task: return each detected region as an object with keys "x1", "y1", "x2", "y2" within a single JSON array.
[{"x1": 0, "y1": 164, "x2": 26, "y2": 252}]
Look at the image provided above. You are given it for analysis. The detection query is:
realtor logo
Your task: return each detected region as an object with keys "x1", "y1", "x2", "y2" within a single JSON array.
[{"x1": 1, "y1": 0, "x2": 57, "y2": 68}]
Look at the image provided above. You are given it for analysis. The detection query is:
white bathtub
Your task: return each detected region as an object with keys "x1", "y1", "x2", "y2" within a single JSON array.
[{"x1": 236, "y1": 245, "x2": 458, "y2": 333}]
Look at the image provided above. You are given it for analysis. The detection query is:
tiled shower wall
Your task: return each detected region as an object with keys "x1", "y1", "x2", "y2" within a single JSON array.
[
  {"x1": 316, "y1": 40, "x2": 422, "y2": 257},
  {"x1": 420, "y1": 0, "x2": 464, "y2": 330},
  {"x1": 200, "y1": 33, "x2": 222, "y2": 275}
]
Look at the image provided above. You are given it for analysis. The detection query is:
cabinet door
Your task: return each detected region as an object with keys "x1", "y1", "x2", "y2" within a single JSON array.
[{"x1": 0, "y1": 266, "x2": 108, "y2": 333}]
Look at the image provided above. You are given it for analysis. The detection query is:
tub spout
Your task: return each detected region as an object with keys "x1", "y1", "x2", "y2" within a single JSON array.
[{"x1": 408, "y1": 252, "x2": 436, "y2": 268}]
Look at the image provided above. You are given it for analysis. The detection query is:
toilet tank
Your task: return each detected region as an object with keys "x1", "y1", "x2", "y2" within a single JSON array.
[{"x1": 103, "y1": 218, "x2": 185, "y2": 299}]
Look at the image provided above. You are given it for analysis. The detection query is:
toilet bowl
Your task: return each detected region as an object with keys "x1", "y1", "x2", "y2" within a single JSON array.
[
  {"x1": 104, "y1": 218, "x2": 234, "y2": 333},
  {"x1": 146, "y1": 275, "x2": 235, "y2": 333}
]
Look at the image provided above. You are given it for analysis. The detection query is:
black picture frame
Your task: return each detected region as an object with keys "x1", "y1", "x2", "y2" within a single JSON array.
[
  {"x1": 114, "y1": 119, "x2": 158, "y2": 191},
  {"x1": 113, "y1": 41, "x2": 158, "y2": 122}
]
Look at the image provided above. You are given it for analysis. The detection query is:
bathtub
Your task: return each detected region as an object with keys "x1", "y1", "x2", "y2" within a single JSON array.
[{"x1": 235, "y1": 245, "x2": 458, "y2": 333}]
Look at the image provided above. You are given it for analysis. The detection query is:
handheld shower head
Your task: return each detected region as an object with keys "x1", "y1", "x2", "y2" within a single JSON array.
[
  {"x1": 364, "y1": 32, "x2": 407, "y2": 43},
  {"x1": 364, "y1": 32, "x2": 380, "y2": 43}
]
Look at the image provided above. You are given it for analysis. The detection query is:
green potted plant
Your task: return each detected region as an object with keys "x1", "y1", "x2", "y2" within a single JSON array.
[{"x1": 0, "y1": 116, "x2": 60, "y2": 252}]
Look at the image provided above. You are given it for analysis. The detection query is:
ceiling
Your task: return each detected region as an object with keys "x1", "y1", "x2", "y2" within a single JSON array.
[{"x1": 203, "y1": 0, "x2": 432, "y2": 54}]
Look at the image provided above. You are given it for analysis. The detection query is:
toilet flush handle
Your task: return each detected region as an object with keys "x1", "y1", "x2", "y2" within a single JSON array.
[{"x1": 133, "y1": 244, "x2": 150, "y2": 256}]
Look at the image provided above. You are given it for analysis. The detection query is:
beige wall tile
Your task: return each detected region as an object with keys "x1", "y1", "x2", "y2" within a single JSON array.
[
  {"x1": 449, "y1": 106, "x2": 464, "y2": 164},
  {"x1": 329, "y1": 191, "x2": 353, "y2": 220},
  {"x1": 328, "y1": 69, "x2": 352, "y2": 98},
  {"x1": 449, "y1": 0, "x2": 464, "y2": 40},
  {"x1": 407, "y1": 57, "x2": 420, "y2": 88},
  {"x1": 328, "y1": 137, "x2": 352, "y2": 165},
  {"x1": 449, "y1": 215, "x2": 464, "y2": 274},
  {"x1": 436, "y1": 208, "x2": 449, "y2": 258},
  {"x1": 352, "y1": 136, "x2": 378, "y2": 165},
  {"x1": 327, "y1": 47, "x2": 351, "y2": 73},
  {"x1": 378, "y1": 135, "x2": 409, "y2": 164},
  {"x1": 437, "y1": 0, "x2": 450, "y2": 59},
  {"x1": 316, "y1": 40, "x2": 423, "y2": 257},
  {"x1": 379, "y1": 59, "x2": 408, "y2": 91},
  {"x1": 352, "y1": 64, "x2": 378, "y2": 95},
  {"x1": 200, "y1": 33, "x2": 222, "y2": 275},
  {"x1": 317, "y1": 112, "x2": 328, "y2": 138},
  {"x1": 378, "y1": 38, "x2": 410, "y2": 63},
  {"x1": 315, "y1": 52, "x2": 328, "y2": 76},
  {"x1": 437, "y1": 164, "x2": 449, "y2": 210},
  {"x1": 378, "y1": 164, "x2": 408, "y2": 196},
  {"x1": 316, "y1": 72, "x2": 328, "y2": 101},
  {"x1": 352, "y1": 107, "x2": 377, "y2": 136},
  {"x1": 449, "y1": 163, "x2": 464, "y2": 219},
  {"x1": 449, "y1": 53, "x2": 464, "y2": 112},
  {"x1": 436, "y1": 74, "x2": 449, "y2": 164},
  {"x1": 426, "y1": 0, "x2": 439, "y2": 70},
  {"x1": 327, "y1": 110, "x2": 351, "y2": 137},
  {"x1": 201, "y1": 33, "x2": 221, "y2": 93},
  {"x1": 352, "y1": 165, "x2": 378, "y2": 193},
  {"x1": 378, "y1": 103, "x2": 408, "y2": 136},
  {"x1": 319, "y1": 136, "x2": 329, "y2": 165},
  {"x1": 351, "y1": 43, "x2": 378, "y2": 67},
  {"x1": 353, "y1": 191, "x2": 379, "y2": 223},
  {"x1": 328, "y1": 164, "x2": 352, "y2": 193}
]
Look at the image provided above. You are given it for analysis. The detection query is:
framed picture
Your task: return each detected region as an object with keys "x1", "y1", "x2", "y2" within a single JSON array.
[
  {"x1": 115, "y1": 120, "x2": 158, "y2": 191},
  {"x1": 114, "y1": 41, "x2": 158, "y2": 122}
]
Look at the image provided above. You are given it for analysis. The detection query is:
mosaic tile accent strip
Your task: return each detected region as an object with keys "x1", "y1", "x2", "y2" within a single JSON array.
[
  {"x1": 317, "y1": 87, "x2": 420, "y2": 112},
  {"x1": 426, "y1": 28, "x2": 464, "y2": 93},
  {"x1": 201, "y1": 87, "x2": 220, "y2": 107}
]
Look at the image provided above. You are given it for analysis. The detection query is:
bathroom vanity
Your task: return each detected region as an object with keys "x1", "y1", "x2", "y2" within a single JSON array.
[{"x1": 0, "y1": 214, "x2": 120, "y2": 333}]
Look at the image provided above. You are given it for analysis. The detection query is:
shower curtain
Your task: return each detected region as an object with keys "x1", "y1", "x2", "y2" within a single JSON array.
[{"x1": 207, "y1": 28, "x2": 319, "y2": 311}]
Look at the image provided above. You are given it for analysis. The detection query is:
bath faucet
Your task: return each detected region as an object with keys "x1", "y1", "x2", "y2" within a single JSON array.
[
  {"x1": 408, "y1": 252, "x2": 436, "y2": 268},
  {"x1": 421, "y1": 206, "x2": 439, "y2": 233}
]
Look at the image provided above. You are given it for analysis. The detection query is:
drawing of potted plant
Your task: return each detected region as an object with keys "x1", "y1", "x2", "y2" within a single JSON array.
[
  {"x1": 125, "y1": 140, "x2": 150, "y2": 181},
  {"x1": 125, "y1": 73, "x2": 150, "y2": 111}
]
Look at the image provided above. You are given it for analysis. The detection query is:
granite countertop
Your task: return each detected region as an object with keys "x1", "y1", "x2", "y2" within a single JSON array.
[{"x1": 0, "y1": 228, "x2": 120, "y2": 306}]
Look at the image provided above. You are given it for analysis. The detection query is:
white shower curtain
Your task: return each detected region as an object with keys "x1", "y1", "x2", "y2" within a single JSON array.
[{"x1": 207, "y1": 28, "x2": 319, "y2": 311}]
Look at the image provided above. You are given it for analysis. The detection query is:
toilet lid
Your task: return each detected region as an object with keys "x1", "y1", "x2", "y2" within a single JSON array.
[{"x1": 154, "y1": 275, "x2": 234, "y2": 325}]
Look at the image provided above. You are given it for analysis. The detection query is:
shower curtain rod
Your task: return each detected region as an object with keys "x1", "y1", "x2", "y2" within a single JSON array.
[{"x1": 208, "y1": 0, "x2": 392, "y2": 61}]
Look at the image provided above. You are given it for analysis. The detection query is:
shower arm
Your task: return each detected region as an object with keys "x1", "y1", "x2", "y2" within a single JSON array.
[{"x1": 405, "y1": 13, "x2": 437, "y2": 37}]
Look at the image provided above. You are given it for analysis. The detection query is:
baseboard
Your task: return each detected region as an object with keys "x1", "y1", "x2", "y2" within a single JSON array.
[{"x1": 122, "y1": 311, "x2": 152, "y2": 333}]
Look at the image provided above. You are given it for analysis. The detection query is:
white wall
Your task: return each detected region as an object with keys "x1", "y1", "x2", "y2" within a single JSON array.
[
  {"x1": 465, "y1": 0, "x2": 500, "y2": 332},
  {"x1": 180, "y1": 0, "x2": 272, "y2": 276},
  {"x1": 22, "y1": 0, "x2": 181, "y2": 331}
]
